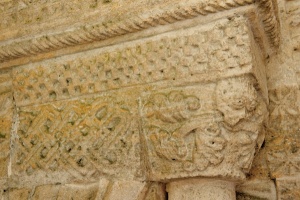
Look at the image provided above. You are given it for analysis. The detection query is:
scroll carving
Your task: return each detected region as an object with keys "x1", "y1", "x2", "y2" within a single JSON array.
[{"x1": 142, "y1": 75, "x2": 267, "y2": 180}]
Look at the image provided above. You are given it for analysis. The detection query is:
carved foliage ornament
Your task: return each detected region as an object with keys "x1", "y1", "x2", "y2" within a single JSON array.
[
  {"x1": 143, "y1": 75, "x2": 267, "y2": 180},
  {"x1": 266, "y1": 87, "x2": 300, "y2": 178}
]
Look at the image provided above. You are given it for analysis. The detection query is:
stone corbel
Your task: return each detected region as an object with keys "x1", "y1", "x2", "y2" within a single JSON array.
[
  {"x1": 141, "y1": 75, "x2": 268, "y2": 180},
  {"x1": 4, "y1": 15, "x2": 272, "y2": 200},
  {"x1": 0, "y1": 1, "x2": 280, "y2": 199},
  {"x1": 136, "y1": 11, "x2": 270, "y2": 200}
]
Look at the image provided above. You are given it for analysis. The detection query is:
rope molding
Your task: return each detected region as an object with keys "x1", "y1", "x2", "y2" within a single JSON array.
[
  {"x1": 0, "y1": 0, "x2": 279, "y2": 63},
  {"x1": 256, "y1": 0, "x2": 280, "y2": 48}
]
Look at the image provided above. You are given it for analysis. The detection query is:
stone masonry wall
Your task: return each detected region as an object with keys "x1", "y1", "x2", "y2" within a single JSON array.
[
  {"x1": 239, "y1": 0, "x2": 300, "y2": 199},
  {"x1": 0, "y1": 0, "x2": 299, "y2": 199}
]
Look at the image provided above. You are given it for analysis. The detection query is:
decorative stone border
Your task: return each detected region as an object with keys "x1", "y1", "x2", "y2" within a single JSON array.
[{"x1": 0, "y1": 0, "x2": 279, "y2": 64}]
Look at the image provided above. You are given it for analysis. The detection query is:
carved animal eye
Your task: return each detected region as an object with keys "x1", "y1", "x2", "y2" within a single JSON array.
[{"x1": 231, "y1": 98, "x2": 244, "y2": 109}]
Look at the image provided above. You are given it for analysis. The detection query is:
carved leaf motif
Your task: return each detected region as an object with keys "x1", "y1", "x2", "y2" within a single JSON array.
[
  {"x1": 266, "y1": 128, "x2": 300, "y2": 177},
  {"x1": 145, "y1": 91, "x2": 200, "y2": 123},
  {"x1": 195, "y1": 122, "x2": 226, "y2": 166},
  {"x1": 269, "y1": 88, "x2": 300, "y2": 130},
  {"x1": 268, "y1": 151, "x2": 300, "y2": 177},
  {"x1": 148, "y1": 117, "x2": 227, "y2": 171},
  {"x1": 149, "y1": 126, "x2": 188, "y2": 161}
]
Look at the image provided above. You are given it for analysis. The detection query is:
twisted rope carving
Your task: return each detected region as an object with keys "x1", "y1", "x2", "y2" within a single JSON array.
[
  {"x1": 1, "y1": 0, "x2": 276, "y2": 63},
  {"x1": 256, "y1": 0, "x2": 280, "y2": 47}
]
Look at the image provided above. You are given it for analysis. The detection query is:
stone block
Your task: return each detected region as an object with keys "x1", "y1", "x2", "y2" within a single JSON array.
[
  {"x1": 167, "y1": 178, "x2": 235, "y2": 200},
  {"x1": 9, "y1": 188, "x2": 31, "y2": 200},
  {"x1": 94, "y1": 178, "x2": 110, "y2": 199},
  {"x1": 57, "y1": 182, "x2": 99, "y2": 200},
  {"x1": 236, "y1": 179, "x2": 276, "y2": 200},
  {"x1": 12, "y1": 16, "x2": 256, "y2": 107},
  {"x1": 141, "y1": 75, "x2": 267, "y2": 181},
  {"x1": 12, "y1": 90, "x2": 142, "y2": 182},
  {"x1": 0, "y1": 70, "x2": 12, "y2": 179},
  {"x1": 0, "y1": 115, "x2": 11, "y2": 178},
  {"x1": 276, "y1": 177, "x2": 300, "y2": 200},
  {"x1": 286, "y1": 0, "x2": 300, "y2": 58},
  {"x1": 32, "y1": 185, "x2": 60, "y2": 200},
  {"x1": 104, "y1": 180, "x2": 147, "y2": 200},
  {"x1": 0, "y1": 179, "x2": 8, "y2": 200},
  {"x1": 144, "y1": 182, "x2": 166, "y2": 200},
  {"x1": 266, "y1": 128, "x2": 300, "y2": 178},
  {"x1": 266, "y1": 87, "x2": 300, "y2": 178},
  {"x1": 6, "y1": 179, "x2": 163, "y2": 200}
]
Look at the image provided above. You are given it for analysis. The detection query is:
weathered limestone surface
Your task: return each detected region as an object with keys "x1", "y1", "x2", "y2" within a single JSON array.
[
  {"x1": 167, "y1": 178, "x2": 236, "y2": 200},
  {"x1": 276, "y1": 177, "x2": 300, "y2": 200},
  {"x1": 0, "y1": 70, "x2": 12, "y2": 179},
  {"x1": 8, "y1": 180, "x2": 165, "y2": 200},
  {"x1": 7, "y1": 15, "x2": 269, "y2": 186},
  {"x1": 245, "y1": 1, "x2": 300, "y2": 200},
  {"x1": 0, "y1": 0, "x2": 299, "y2": 199},
  {"x1": 264, "y1": 0, "x2": 300, "y2": 180},
  {"x1": 236, "y1": 179, "x2": 277, "y2": 200},
  {"x1": 13, "y1": 91, "x2": 142, "y2": 183},
  {"x1": 142, "y1": 75, "x2": 267, "y2": 181},
  {"x1": 12, "y1": 16, "x2": 255, "y2": 107},
  {"x1": 0, "y1": 0, "x2": 278, "y2": 67},
  {"x1": 0, "y1": 0, "x2": 255, "y2": 40}
]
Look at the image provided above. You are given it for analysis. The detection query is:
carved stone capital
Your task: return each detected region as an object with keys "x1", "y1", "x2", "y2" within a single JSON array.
[
  {"x1": 2, "y1": 1, "x2": 273, "y2": 188},
  {"x1": 141, "y1": 75, "x2": 268, "y2": 181},
  {"x1": 133, "y1": 8, "x2": 269, "y2": 182}
]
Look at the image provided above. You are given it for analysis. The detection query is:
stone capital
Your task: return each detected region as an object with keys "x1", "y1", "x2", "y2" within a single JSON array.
[
  {"x1": 141, "y1": 75, "x2": 268, "y2": 181},
  {"x1": 0, "y1": 1, "x2": 281, "y2": 197},
  {"x1": 6, "y1": 10, "x2": 271, "y2": 183},
  {"x1": 136, "y1": 12, "x2": 270, "y2": 182}
]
